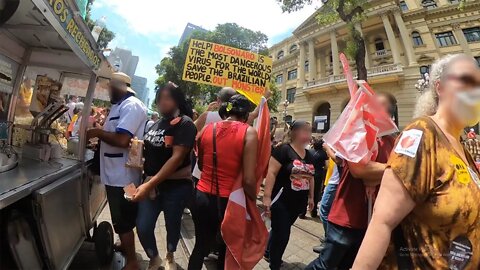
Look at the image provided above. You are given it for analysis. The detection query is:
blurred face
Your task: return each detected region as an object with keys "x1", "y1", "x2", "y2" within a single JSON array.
[
  {"x1": 156, "y1": 89, "x2": 177, "y2": 116},
  {"x1": 438, "y1": 59, "x2": 480, "y2": 126},
  {"x1": 108, "y1": 80, "x2": 127, "y2": 104},
  {"x1": 376, "y1": 95, "x2": 393, "y2": 117},
  {"x1": 292, "y1": 124, "x2": 312, "y2": 145}
]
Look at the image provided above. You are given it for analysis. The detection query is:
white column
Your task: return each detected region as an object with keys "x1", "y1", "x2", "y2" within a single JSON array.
[
  {"x1": 308, "y1": 39, "x2": 317, "y2": 81},
  {"x1": 381, "y1": 13, "x2": 401, "y2": 64},
  {"x1": 297, "y1": 42, "x2": 306, "y2": 88},
  {"x1": 330, "y1": 31, "x2": 340, "y2": 75},
  {"x1": 354, "y1": 23, "x2": 371, "y2": 69},
  {"x1": 318, "y1": 51, "x2": 325, "y2": 79},
  {"x1": 393, "y1": 9, "x2": 417, "y2": 66},
  {"x1": 452, "y1": 23, "x2": 472, "y2": 56}
]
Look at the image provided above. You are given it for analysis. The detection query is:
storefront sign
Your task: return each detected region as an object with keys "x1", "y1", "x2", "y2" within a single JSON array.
[
  {"x1": 182, "y1": 39, "x2": 273, "y2": 105},
  {"x1": 0, "y1": 54, "x2": 19, "y2": 94},
  {"x1": 36, "y1": 0, "x2": 101, "y2": 69},
  {"x1": 62, "y1": 77, "x2": 109, "y2": 101}
]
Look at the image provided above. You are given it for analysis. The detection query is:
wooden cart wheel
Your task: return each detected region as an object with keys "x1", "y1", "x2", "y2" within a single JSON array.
[{"x1": 93, "y1": 221, "x2": 114, "y2": 265}]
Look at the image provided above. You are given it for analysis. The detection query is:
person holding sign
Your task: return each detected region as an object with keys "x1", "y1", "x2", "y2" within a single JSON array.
[{"x1": 353, "y1": 54, "x2": 480, "y2": 270}]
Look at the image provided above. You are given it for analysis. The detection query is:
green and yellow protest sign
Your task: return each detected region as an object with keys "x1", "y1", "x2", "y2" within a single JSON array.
[{"x1": 182, "y1": 39, "x2": 273, "y2": 105}]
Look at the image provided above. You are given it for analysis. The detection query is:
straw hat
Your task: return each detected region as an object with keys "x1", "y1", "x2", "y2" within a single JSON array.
[{"x1": 111, "y1": 72, "x2": 136, "y2": 95}]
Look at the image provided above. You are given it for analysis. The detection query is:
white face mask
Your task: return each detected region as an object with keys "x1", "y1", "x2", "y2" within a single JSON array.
[{"x1": 453, "y1": 89, "x2": 480, "y2": 127}]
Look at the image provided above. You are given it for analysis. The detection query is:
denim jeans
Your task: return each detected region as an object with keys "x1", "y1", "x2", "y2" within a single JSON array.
[
  {"x1": 305, "y1": 221, "x2": 366, "y2": 270},
  {"x1": 136, "y1": 180, "x2": 192, "y2": 258},
  {"x1": 264, "y1": 200, "x2": 302, "y2": 270},
  {"x1": 319, "y1": 183, "x2": 338, "y2": 235},
  {"x1": 188, "y1": 190, "x2": 228, "y2": 270}
]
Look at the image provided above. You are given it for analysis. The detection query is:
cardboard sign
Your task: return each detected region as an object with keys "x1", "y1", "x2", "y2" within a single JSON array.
[{"x1": 182, "y1": 39, "x2": 273, "y2": 105}]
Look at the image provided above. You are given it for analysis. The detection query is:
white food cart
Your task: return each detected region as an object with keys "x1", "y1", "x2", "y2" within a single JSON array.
[{"x1": 0, "y1": 0, "x2": 116, "y2": 269}]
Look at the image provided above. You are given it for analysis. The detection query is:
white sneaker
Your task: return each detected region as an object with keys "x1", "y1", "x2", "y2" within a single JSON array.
[
  {"x1": 147, "y1": 256, "x2": 162, "y2": 270},
  {"x1": 165, "y1": 254, "x2": 177, "y2": 270}
]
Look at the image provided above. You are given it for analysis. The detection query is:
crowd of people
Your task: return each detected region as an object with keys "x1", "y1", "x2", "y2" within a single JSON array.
[{"x1": 85, "y1": 52, "x2": 480, "y2": 270}]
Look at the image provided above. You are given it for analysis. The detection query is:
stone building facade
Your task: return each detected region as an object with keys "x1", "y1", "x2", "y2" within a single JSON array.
[{"x1": 270, "y1": 0, "x2": 480, "y2": 133}]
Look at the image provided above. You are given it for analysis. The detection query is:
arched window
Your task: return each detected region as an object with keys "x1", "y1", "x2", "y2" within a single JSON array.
[
  {"x1": 313, "y1": 103, "x2": 331, "y2": 133},
  {"x1": 375, "y1": 38, "x2": 385, "y2": 52},
  {"x1": 412, "y1": 31, "x2": 423, "y2": 46},
  {"x1": 422, "y1": 0, "x2": 437, "y2": 9},
  {"x1": 277, "y1": 51, "x2": 284, "y2": 60},
  {"x1": 289, "y1": 44, "x2": 298, "y2": 53}
]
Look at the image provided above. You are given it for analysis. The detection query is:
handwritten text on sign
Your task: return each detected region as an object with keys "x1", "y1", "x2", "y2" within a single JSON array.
[{"x1": 182, "y1": 39, "x2": 273, "y2": 104}]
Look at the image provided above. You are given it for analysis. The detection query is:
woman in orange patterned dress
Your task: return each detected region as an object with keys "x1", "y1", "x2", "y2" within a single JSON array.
[{"x1": 353, "y1": 54, "x2": 480, "y2": 270}]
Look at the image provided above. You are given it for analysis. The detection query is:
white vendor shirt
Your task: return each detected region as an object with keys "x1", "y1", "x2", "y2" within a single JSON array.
[{"x1": 100, "y1": 94, "x2": 147, "y2": 187}]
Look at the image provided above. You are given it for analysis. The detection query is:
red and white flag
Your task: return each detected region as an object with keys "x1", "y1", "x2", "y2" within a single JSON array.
[
  {"x1": 323, "y1": 57, "x2": 397, "y2": 164},
  {"x1": 221, "y1": 97, "x2": 270, "y2": 269}
]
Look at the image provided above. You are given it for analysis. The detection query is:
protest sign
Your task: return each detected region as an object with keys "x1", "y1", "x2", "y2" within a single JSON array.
[{"x1": 182, "y1": 39, "x2": 273, "y2": 105}]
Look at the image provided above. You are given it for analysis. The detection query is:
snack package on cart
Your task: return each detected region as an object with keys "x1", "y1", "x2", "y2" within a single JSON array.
[
  {"x1": 323, "y1": 80, "x2": 398, "y2": 164},
  {"x1": 126, "y1": 137, "x2": 144, "y2": 169}
]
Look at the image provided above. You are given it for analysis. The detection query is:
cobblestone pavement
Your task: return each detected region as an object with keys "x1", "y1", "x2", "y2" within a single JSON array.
[{"x1": 70, "y1": 200, "x2": 324, "y2": 270}]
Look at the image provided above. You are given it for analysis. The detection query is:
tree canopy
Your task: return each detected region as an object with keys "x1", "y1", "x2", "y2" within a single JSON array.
[{"x1": 155, "y1": 23, "x2": 280, "y2": 112}]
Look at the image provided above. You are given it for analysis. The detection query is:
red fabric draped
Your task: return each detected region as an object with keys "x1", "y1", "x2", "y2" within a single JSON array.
[{"x1": 221, "y1": 97, "x2": 270, "y2": 269}]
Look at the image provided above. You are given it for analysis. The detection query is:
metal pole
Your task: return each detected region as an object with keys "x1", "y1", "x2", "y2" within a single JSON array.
[
  {"x1": 7, "y1": 49, "x2": 31, "y2": 145},
  {"x1": 78, "y1": 72, "x2": 97, "y2": 161}
]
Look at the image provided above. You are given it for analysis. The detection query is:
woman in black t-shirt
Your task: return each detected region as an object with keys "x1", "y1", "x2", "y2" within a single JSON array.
[
  {"x1": 131, "y1": 82, "x2": 197, "y2": 270},
  {"x1": 263, "y1": 121, "x2": 315, "y2": 270}
]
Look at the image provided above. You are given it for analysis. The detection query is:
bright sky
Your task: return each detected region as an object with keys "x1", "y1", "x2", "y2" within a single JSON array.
[{"x1": 90, "y1": 0, "x2": 318, "y2": 101}]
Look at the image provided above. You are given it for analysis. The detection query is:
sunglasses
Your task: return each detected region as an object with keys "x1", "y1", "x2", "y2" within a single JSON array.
[{"x1": 445, "y1": 74, "x2": 480, "y2": 88}]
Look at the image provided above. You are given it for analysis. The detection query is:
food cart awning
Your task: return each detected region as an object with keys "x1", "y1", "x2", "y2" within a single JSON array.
[{"x1": 0, "y1": 0, "x2": 113, "y2": 78}]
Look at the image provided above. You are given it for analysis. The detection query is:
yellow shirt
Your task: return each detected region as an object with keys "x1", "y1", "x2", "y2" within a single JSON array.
[{"x1": 381, "y1": 117, "x2": 480, "y2": 270}]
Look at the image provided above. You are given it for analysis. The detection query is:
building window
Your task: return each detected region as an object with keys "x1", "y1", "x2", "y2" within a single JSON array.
[
  {"x1": 287, "y1": 88, "x2": 296, "y2": 103},
  {"x1": 420, "y1": 65, "x2": 430, "y2": 76},
  {"x1": 288, "y1": 69, "x2": 297, "y2": 80},
  {"x1": 463, "y1": 27, "x2": 480, "y2": 43},
  {"x1": 275, "y1": 74, "x2": 283, "y2": 84},
  {"x1": 277, "y1": 51, "x2": 284, "y2": 60},
  {"x1": 422, "y1": 0, "x2": 437, "y2": 9},
  {"x1": 435, "y1": 31, "x2": 457, "y2": 47},
  {"x1": 475, "y1": 57, "x2": 480, "y2": 67},
  {"x1": 412, "y1": 31, "x2": 423, "y2": 46},
  {"x1": 305, "y1": 61, "x2": 309, "y2": 72},
  {"x1": 399, "y1": 1, "x2": 408, "y2": 11},
  {"x1": 375, "y1": 38, "x2": 385, "y2": 51},
  {"x1": 329, "y1": 52, "x2": 333, "y2": 65},
  {"x1": 289, "y1": 45, "x2": 298, "y2": 53}
]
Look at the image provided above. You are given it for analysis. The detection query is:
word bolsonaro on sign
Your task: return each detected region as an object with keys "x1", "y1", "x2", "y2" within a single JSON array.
[{"x1": 182, "y1": 39, "x2": 273, "y2": 105}]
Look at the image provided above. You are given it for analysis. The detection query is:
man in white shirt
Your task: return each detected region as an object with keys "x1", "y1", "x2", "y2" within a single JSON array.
[
  {"x1": 87, "y1": 72, "x2": 147, "y2": 270},
  {"x1": 66, "y1": 95, "x2": 78, "y2": 123}
]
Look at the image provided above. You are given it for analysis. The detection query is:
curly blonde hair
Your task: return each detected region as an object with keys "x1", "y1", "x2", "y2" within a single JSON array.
[{"x1": 414, "y1": 54, "x2": 478, "y2": 118}]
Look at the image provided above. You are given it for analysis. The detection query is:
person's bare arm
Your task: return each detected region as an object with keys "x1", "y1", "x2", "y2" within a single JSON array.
[
  {"x1": 194, "y1": 112, "x2": 208, "y2": 132},
  {"x1": 263, "y1": 156, "x2": 282, "y2": 216},
  {"x1": 324, "y1": 144, "x2": 342, "y2": 165},
  {"x1": 242, "y1": 126, "x2": 258, "y2": 201},
  {"x1": 348, "y1": 161, "x2": 387, "y2": 186},
  {"x1": 87, "y1": 129, "x2": 131, "y2": 148},
  {"x1": 246, "y1": 105, "x2": 260, "y2": 126},
  {"x1": 352, "y1": 169, "x2": 415, "y2": 270}
]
